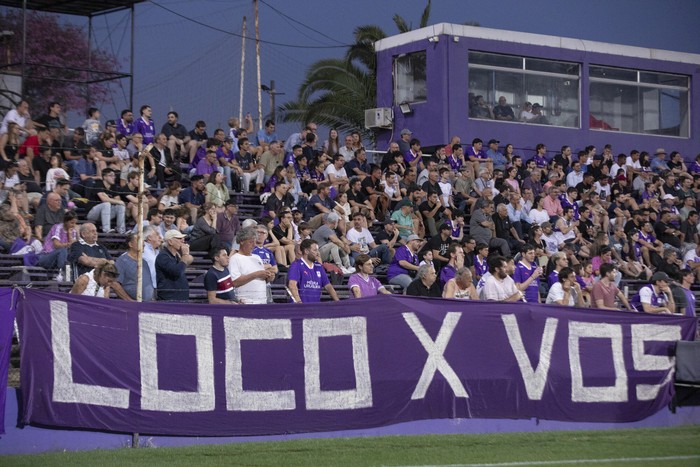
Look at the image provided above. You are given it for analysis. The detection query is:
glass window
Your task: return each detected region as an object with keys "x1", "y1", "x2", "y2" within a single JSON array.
[
  {"x1": 468, "y1": 52, "x2": 580, "y2": 128},
  {"x1": 394, "y1": 51, "x2": 427, "y2": 104},
  {"x1": 589, "y1": 66, "x2": 689, "y2": 137},
  {"x1": 469, "y1": 52, "x2": 522, "y2": 69}
]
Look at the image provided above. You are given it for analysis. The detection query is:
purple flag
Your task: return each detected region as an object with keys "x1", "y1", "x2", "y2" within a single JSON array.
[
  {"x1": 17, "y1": 289, "x2": 696, "y2": 436},
  {"x1": 0, "y1": 288, "x2": 16, "y2": 435}
]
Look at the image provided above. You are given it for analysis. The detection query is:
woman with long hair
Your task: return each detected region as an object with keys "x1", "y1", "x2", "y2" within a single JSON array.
[
  {"x1": 0, "y1": 122, "x2": 21, "y2": 169},
  {"x1": 504, "y1": 165, "x2": 520, "y2": 194},
  {"x1": 189, "y1": 202, "x2": 220, "y2": 256},
  {"x1": 206, "y1": 171, "x2": 229, "y2": 209},
  {"x1": 158, "y1": 181, "x2": 182, "y2": 210},
  {"x1": 529, "y1": 195, "x2": 549, "y2": 226},
  {"x1": 324, "y1": 128, "x2": 340, "y2": 157}
]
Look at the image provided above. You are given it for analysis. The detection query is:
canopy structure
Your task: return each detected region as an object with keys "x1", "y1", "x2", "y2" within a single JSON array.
[{"x1": 0, "y1": 0, "x2": 145, "y2": 110}]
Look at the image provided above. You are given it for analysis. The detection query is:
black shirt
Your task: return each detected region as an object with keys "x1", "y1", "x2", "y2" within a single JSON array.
[
  {"x1": 406, "y1": 278, "x2": 441, "y2": 297},
  {"x1": 421, "y1": 180, "x2": 442, "y2": 196},
  {"x1": 419, "y1": 200, "x2": 444, "y2": 220},
  {"x1": 87, "y1": 180, "x2": 121, "y2": 210},
  {"x1": 494, "y1": 214, "x2": 514, "y2": 241}
]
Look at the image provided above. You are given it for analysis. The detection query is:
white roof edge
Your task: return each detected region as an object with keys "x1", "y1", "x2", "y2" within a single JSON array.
[{"x1": 374, "y1": 23, "x2": 700, "y2": 66}]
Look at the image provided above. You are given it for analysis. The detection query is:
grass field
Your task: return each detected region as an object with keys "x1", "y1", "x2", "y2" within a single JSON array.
[{"x1": 2, "y1": 426, "x2": 700, "y2": 466}]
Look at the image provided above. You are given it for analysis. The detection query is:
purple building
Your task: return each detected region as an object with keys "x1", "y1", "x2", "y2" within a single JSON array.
[{"x1": 372, "y1": 24, "x2": 700, "y2": 159}]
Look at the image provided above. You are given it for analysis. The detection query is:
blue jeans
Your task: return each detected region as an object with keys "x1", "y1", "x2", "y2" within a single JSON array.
[{"x1": 37, "y1": 248, "x2": 68, "y2": 270}]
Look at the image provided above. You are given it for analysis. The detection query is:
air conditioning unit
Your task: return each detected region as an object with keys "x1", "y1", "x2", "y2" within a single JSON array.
[{"x1": 364, "y1": 108, "x2": 393, "y2": 129}]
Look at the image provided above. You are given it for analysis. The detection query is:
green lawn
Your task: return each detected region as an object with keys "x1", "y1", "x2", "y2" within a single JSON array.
[{"x1": 2, "y1": 426, "x2": 700, "y2": 466}]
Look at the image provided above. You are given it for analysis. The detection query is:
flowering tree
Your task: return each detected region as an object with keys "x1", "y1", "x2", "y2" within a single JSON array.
[{"x1": 0, "y1": 10, "x2": 121, "y2": 113}]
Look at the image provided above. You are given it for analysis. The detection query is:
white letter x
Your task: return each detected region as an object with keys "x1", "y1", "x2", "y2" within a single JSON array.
[{"x1": 403, "y1": 312, "x2": 468, "y2": 400}]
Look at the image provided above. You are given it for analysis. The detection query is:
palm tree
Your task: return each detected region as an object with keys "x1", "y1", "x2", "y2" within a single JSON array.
[{"x1": 278, "y1": 1, "x2": 432, "y2": 143}]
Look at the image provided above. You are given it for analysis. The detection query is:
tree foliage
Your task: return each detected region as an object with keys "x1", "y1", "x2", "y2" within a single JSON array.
[
  {"x1": 278, "y1": 1, "x2": 433, "y2": 142},
  {"x1": 0, "y1": 10, "x2": 120, "y2": 113}
]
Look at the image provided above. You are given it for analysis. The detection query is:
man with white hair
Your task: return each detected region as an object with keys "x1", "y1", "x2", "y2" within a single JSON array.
[
  {"x1": 142, "y1": 225, "x2": 162, "y2": 290},
  {"x1": 229, "y1": 227, "x2": 275, "y2": 304}
]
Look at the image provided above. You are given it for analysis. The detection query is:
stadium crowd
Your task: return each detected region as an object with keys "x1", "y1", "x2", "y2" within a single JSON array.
[{"x1": 0, "y1": 98, "x2": 699, "y2": 316}]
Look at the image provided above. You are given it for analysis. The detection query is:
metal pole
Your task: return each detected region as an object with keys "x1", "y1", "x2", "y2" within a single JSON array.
[
  {"x1": 269, "y1": 80, "x2": 275, "y2": 122},
  {"x1": 136, "y1": 150, "x2": 145, "y2": 303},
  {"x1": 238, "y1": 16, "x2": 246, "y2": 124},
  {"x1": 254, "y1": 0, "x2": 262, "y2": 130}
]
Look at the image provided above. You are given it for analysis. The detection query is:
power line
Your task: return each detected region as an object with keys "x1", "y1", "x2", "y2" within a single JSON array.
[
  {"x1": 258, "y1": 0, "x2": 346, "y2": 46},
  {"x1": 148, "y1": 0, "x2": 350, "y2": 49}
]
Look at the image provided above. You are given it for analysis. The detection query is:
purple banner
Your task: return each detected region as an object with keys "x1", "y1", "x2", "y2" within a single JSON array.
[
  {"x1": 17, "y1": 289, "x2": 697, "y2": 436},
  {"x1": 0, "y1": 288, "x2": 16, "y2": 435}
]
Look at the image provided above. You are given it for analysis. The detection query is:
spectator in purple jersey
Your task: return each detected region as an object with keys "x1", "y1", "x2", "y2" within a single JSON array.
[
  {"x1": 116, "y1": 109, "x2": 136, "y2": 139},
  {"x1": 287, "y1": 239, "x2": 339, "y2": 303},
  {"x1": 217, "y1": 137, "x2": 239, "y2": 190},
  {"x1": 677, "y1": 270, "x2": 697, "y2": 317},
  {"x1": 135, "y1": 105, "x2": 156, "y2": 145},
  {"x1": 689, "y1": 154, "x2": 700, "y2": 176},
  {"x1": 532, "y1": 143, "x2": 548, "y2": 169},
  {"x1": 513, "y1": 245, "x2": 544, "y2": 303},
  {"x1": 387, "y1": 234, "x2": 422, "y2": 290},
  {"x1": 630, "y1": 272, "x2": 675, "y2": 314},
  {"x1": 465, "y1": 138, "x2": 493, "y2": 177},
  {"x1": 403, "y1": 138, "x2": 424, "y2": 170},
  {"x1": 348, "y1": 254, "x2": 391, "y2": 298},
  {"x1": 559, "y1": 187, "x2": 580, "y2": 220},
  {"x1": 447, "y1": 144, "x2": 466, "y2": 173}
]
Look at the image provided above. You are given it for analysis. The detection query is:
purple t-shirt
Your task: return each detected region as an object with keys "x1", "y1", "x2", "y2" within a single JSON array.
[
  {"x1": 439, "y1": 264, "x2": 457, "y2": 288},
  {"x1": 387, "y1": 245, "x2": 418, "y2": 281},
  {"x1": 689, "y1": 162, "x2": 700, "y2": 175},
  {"x1": 136, "y1": 117, "x2": 156, "y2": 145},
  {"x1": 348, "y1": 274, "x2": 385, "y2": 298},
  {"x1": 217, "y1": 147, "x2": 235, "y2": 164},
  {"x1": 117, "y1": 119, "x2": 135, "y2": 138},
  {"x1": 548, "y1": 270, "x2": 559, "y2": 287},
  {"x1": 404, "y1": 150, "x2": 421, "y2": 166},
  {"x1": 253, "y1": 246, "x2": 277, "y2": 266},
  {"x1": 513, "y1": 260, "x2": 539, "y2": 303},
  {"x1": 465, "y1": 146, "x2": 487, "y2": 160},
  {"x1": 533, "y1": 154, "x2": 548, "y2": 168},
  {"x1": 559, "y1": 195, "x2": 580, "y2": 220},
  {"x1": 288, "y1": 259, "x2": 330, "y2": 303},
  {"x1": 474, "y1": 255, "x2": 488, "y2": 277},
  {"x1": 448, "y1": 155, "x2": 463, "y2": 172}
]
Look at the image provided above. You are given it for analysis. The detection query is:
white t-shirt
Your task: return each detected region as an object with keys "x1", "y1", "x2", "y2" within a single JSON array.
[
  {"x1": 229, "y1": 253, "x2": 268, "y2": 304},
  {"x1": 610, "y1": 163, "x2": 626, "y2": 178},
  {"x1": 346, "y1": 227, "x2": 374, "y2": 254},
  {"x1": 0, "y1": 109, "x2": 27, "y2": 134},
  {"x1": 625, "y1": 157, "x2": 642, "y2": 171},
  {"x1": 481, "y1": 274, "x2": 519, "y2": 301},
  {"x1": 683, "y1": 250, "x2": 700, "y2": 269},
  {"x1": 546, "y1": 282, "x2": 576, "y2": 306},
  {"x1": 45, "y1": 168, "x2": 70, "y2": 192},
  {"x1": 529, "y1": 208, "x2": 550, "y2": 225},
  {"x1": 324, "y1": 164, "x2": 347, "y2": 181},
  {"x1": 438, "y1": 181, "x2": 452, "y2": 206}
]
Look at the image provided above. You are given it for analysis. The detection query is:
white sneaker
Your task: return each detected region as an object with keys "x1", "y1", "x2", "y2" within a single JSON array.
[
  {"x1": 54, "y1": 272, "x2": 64, "y2": 282},
  {"x1": 341, "y1": 266, "x2": 355, "y2": 275}
]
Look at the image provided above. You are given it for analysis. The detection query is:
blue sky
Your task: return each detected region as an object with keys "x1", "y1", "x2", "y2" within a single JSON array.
[{"x1": 11, "y1": 0, "x2": 700, "y2": 139}]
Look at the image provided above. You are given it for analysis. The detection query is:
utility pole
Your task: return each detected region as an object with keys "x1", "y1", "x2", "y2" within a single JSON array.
[
  {"x1": 254, "y1": 0, "x2": 262, "y2": 130},
  {"x1": 261, "y1": 80, "x2": 284, "y2": 123},
  {"x1": 238, "y1": 16, "x2": 246, "y2": 124}
]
